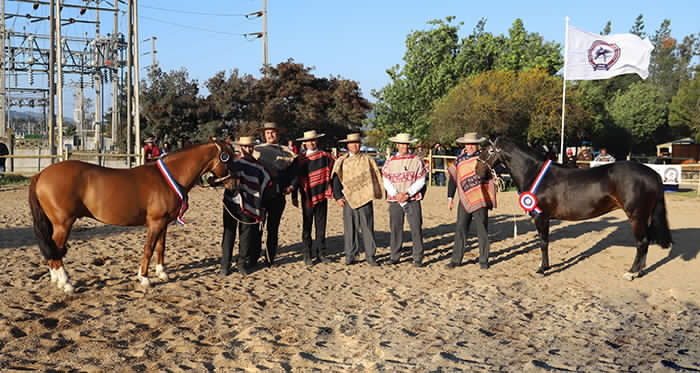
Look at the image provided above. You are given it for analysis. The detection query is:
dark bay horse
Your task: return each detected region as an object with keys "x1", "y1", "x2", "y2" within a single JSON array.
[
  {"x1": 475, "y1": 137, "x2": 672, "y2": 280},
  {"x1": 28, "y1": 138, "x2": 236, "y2": 292}
]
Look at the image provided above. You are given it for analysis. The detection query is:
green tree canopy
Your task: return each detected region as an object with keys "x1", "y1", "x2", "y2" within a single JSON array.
[
  {"x1": 430, "y1": 68, "x2": 591, "y2": 146},
  {"x1": 669, "y1": 75, "x2": 700, "y2": 142},
  {"x1": 607, "y1": 81, "x2": 668, "y2": 154}
]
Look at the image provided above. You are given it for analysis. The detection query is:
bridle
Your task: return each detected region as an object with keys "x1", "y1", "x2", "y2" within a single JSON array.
[
  {"x1": 476, "y1": 139, "x2": 502, "y2": 178},
  {"x1": 209, "y1": 141, "x2": 234, "y2": 184}
]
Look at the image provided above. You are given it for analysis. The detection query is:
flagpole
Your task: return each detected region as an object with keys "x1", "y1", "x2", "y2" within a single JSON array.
[{"x1": 559, "y1": 16, "x2": 569, "y2": 164}]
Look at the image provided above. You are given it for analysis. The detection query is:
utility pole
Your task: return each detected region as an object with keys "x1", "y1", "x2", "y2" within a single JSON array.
[
  {"x1": 1, "y1": 0, "x2": 6, "y2": 136},
  {"x1": 262, "y1": 0, "x2": 268, "y2": 69},
  {"x1": 111, "y1": 0, "x2": 118, "y2": 146},
  {"x1": 56, "y1": 0, "x2": 64, "y2": 159},
  {"x1": 49, "y1": 0, "x2": 55, "y2": 159},
  {"x1": 95, "y1": 0, "x2": 102, "y2": 153}
]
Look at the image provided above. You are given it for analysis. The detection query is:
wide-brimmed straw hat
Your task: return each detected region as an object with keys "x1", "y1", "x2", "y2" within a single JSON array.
[
  {"x1": 296, "y1": 130, "x2": 325, "y2": 142},
  {"x1": 255, "y1": 121, "x2": 287, "y2": 133},
  {"x1": 338, "y1": 133, "x2": 363, "y2": 143},
  {"x1": 456, "y1": 132, "x2": 486, "y2": 144},
  {"x1": 388, "y1": 133, "x2": 418, "y2": 144},
  {"x1": 234, "y1": 136, "x2": 257, "y2": 146},
  {"x1": 145, "y1": 137, "x2": 155, "y2": 143}
]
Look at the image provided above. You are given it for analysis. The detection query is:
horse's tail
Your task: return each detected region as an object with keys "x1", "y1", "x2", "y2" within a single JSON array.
[
  {"x1": 28, "y1": 174, "x2": 60, "y2": 260},
  {"x1": 648, "y1": 188, "x2": 672, "y2": 249}
]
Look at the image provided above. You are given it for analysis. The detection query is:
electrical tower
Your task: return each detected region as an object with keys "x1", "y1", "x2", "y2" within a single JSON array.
[{"x1": 1, "y1": 0, "x2": 142, "y2": 164}]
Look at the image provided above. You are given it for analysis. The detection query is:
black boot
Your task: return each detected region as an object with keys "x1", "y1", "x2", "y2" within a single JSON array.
[
  {"x1": 317, "y1": 248, "x2": 331, "y2": 264},
  {"x1": 303, "y1": 247, "x2": 313, "y2": 266},
  {"x1": 237, "y1": 261, "x2": 249, "y2": 276}
]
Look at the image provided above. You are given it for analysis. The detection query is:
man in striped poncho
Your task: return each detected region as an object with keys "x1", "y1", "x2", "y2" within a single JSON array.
[
  {"x1": 292, "y1": 130, "x2": 335, "y2": 265},
  {"x1": 382, "y1": 133, "x2": 427, "y2": 267},
  {"x1": 218, "y1": 136, "x2": 271, "y2": 276}
]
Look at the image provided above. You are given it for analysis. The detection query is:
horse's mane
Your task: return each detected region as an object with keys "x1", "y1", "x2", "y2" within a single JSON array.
[{"x1": 496, "y1": 137, "x2": 547, "y2": 163}]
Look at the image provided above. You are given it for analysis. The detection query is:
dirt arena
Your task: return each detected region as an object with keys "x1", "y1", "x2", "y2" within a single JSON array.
[{"x1": 0, "y1": 185, "x2": 699, "y2": 372}]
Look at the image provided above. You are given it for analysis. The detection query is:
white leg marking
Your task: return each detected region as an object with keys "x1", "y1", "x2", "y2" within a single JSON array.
[
  {"x1": 56, "y1": 266, "x2": 73, "y2": 292},
  {"x1": 137, "y1": 269, "x2": 151, "y2": 287},
  {"x1": 156, "y1": 264, "x2": 168, "y2": 281},
  {"x1": 622, "y1": 272, "x2": 637, "y2": 281},
  {"x1": 49, "y1": 267, "x2": 57, "y2": 283}
]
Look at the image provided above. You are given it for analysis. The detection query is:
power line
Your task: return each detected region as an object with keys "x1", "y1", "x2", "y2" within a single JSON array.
[
  {"x1": 139, "y1": 4, "x2": 248, "y2": 17},
  {"x1": 140, "y1": 15, "x2": 245, "y2": 37}
]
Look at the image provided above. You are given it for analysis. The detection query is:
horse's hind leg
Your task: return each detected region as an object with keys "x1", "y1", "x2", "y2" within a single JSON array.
[
  {"x1": 154, "y1": 226, "x2": 168, "y2": 281},
  {"x1": 534, "y1": 216, "x2": 551, "y2": 276},
  {"x1": 48, "y1": 218, "x2": 76, "y2": 293},
  {"x1": 623, "y1": 218, "x2": 649, "y2": 281}
]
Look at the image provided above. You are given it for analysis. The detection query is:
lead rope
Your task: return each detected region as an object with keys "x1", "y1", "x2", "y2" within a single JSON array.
[{"x1": 222, "y1": 198, "x2": 261, "y2": 225}]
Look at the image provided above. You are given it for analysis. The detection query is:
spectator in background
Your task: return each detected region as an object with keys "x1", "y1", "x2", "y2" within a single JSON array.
[
  {"x1": 287, "y1": 139, "x2": 299, "y2": 155},
  {"x1": 432, "y1": 143, "x2": 447, "y2": 186},
  {"x1": 161, "y1": 142, "x2": 171, "y2": 156},
  {"x1": 0, "y1": 141, "x2": 9, "y2": 177},
  {"x1": 413, "y1": 143, "x2": 427, "y2": 159},
  {"x1": 143, "y1": 137, "x2": 161, "y2": 164},
  {"x1": 564, "y1": 149, "x2": 578, "y2": 168},
  {"x1": 594, "y1": 148, "x2": 615, "y2": 163}
]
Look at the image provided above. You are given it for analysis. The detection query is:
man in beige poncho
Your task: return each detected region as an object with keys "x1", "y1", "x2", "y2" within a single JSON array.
[
  {"x1": 331, "y1": 133, "x2": 383, "y2": 266},
  {"x1": 253, "y1": 122, "x2": 297, "y2": 267}
]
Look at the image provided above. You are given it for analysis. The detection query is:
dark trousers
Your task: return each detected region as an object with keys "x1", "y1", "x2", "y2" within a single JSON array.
[
  {"x1": 261, "y1": 193, "x2": 286, "y2": 265},
  {"x1": 221, "y1": 208, "x2": 262, "y2": 274},
  {"x1": 389, "y1": 200, "x2": 425, "y2": 263},
  {"x1": 343, "y1": 202, "x2": 376, "y2": 261},
  {"x1": 450, "y1": 206, "x2": 490, "y2": 266},
  {"x1": 301, "y1": 197, "x2": 328, "y2": 259}
]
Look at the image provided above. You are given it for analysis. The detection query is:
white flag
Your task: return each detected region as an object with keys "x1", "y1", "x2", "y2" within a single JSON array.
[{"x1": 565, "y1": 25, "x2": 654, "y2": 80}]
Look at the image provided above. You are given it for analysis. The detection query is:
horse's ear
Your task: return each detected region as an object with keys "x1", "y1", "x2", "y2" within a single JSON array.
[{"x1": 225, "y1": 136, "x2": 232, "y2": 144}]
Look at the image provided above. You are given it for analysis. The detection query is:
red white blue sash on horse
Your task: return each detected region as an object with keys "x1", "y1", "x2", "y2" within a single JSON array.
[
  {"x1": 156, "y1": 159, "x2": 189, "y2": 225},
  {"x1": 518, "y1": 159, "x2": 552, "y2": 215}
]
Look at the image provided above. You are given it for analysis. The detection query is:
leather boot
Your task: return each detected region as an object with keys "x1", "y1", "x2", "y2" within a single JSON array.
[
  {"x1": 303, "y1": 247, "x2": 313, "y2": 266},
  {"x1": 317, "y1": 248, "x2": 330, "y2": 264}
]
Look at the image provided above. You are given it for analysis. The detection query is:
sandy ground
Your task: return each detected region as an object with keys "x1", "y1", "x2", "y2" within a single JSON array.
[{"x1": 0, "y1": 184, "x2": 699, "y2": 372}]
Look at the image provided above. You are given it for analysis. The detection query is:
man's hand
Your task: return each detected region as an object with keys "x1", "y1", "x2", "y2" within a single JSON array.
[
  {"x1": 336, "y1": 198, "x2": 345, "y2": 208},
  {"x1": 397, "y1": 192, "x2": 409, "y2": 203},
  {"x1": 448, "y1": 199, "x2": 453, "y2": 210}
]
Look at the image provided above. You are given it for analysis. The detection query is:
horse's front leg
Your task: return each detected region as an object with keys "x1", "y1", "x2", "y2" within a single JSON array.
[
  {"x1": 534, "y1": 215, "x2": 551, "y2": 275},
  {"x1": 138, "y1": 220, "x2": 166, "y2": 287},
  {"x1": 154, "y1": 225, "x2": 169, "y2": 281},
  {"x1": 623, "y1": 217, "x2": 650, "y2": 281}
]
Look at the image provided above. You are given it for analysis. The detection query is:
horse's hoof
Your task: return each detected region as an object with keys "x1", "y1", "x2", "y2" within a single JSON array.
[
  {"x1": 622, "y1": 272, "x2": 637, "y2": 281},
  {"x1": 138, "y1": 276, "x2": 151, "y2": 287},
  {"x1": 535, "y1": 271, "x2": 546, "y2": 278},
  {"x1": 63, "y1": 283, "x2": 74, "y2": 294},
  {"x1": 157, "y1": 271, "x2": 168, "y2": 281}
]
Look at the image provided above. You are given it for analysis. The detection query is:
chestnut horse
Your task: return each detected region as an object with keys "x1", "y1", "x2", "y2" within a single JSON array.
[
  {"x1": 28, "y1": 138, "x2": 236, "y2": 292},
  {"x1": 476, "y1": 137, "x2": 672, "y2": 280}
]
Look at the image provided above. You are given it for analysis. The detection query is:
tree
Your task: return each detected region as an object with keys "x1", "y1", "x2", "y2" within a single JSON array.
[
  {"x1": 204, "y1": 60, "x2": 371, "y2": 143},
  {"x1": 429, "y1": 68, "x2": 591, "y2": 146},
  {"x1": 607, "y1": 82, "x2": 668, "y2": 154},
  {"x1": 669, "y1": 76, "x2": 700, "y2": 141},
  {"x1": 371, "y1": 17, "x2": 563, "y2": 147},
  {"x1": 140, "y1": 67, "x2": 203, "y2": 145}
]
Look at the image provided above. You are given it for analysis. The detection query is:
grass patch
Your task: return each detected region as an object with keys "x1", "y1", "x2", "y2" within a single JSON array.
[{"x1": 0, "y1": 174, "x2": 30, "y2": 186}]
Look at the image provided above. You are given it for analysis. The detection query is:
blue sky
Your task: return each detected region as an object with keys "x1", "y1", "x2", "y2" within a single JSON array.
[
  {"x1": 137, "y1": 0, "x2": 699, "y2": 101},
  {"x1": 5, "y1": 0, "x2": 699, "y2": 117}
]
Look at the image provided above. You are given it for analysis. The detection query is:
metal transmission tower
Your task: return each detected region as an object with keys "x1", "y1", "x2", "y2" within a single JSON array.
[{"x1": 1, "y1": 0, "x2": 130, "y2": 159}]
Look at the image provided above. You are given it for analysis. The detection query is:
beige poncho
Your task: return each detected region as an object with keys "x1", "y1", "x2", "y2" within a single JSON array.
[{"x1": 331, "y1": 153, "x2": 383, "y2": 209}]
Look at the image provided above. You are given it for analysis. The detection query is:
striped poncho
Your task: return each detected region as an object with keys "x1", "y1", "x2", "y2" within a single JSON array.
[
  {"x1": 297, "y1": 150, "x2": 335, "y2": 208},
  {"x1": 448, "y1": 151, "x2": 497, "y2": 213},
  {"x1": 224, "y1": 156, "x2": 271, "y2": 222}
]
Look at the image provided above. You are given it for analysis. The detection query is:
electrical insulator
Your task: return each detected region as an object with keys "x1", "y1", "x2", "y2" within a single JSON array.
[
  {"x1": 28, "y1": 68, "x2": 34, "y2": 85},
  {"x1": 90, "y1": 73, "x2": 94, "y2": 88},
  {"x1": 33, "y1": 2, "x2": 39, "y2": 10},
  {"x1": 28, "y1": 56, "x2": 35, "y2": 65},
  {"x1": 80, "y1": 8, "x2": 86, "y2": 15}
]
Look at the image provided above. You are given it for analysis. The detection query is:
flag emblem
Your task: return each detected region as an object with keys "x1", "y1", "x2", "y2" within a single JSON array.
[{"x1": 588, "y1": 41, "x2": 620, "y2": 71}]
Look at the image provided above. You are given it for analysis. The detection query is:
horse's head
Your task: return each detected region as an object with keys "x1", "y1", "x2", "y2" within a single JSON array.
[
  {"x1": 208, "y1": 137, "x2": 239, "y2": 191},
  {"x1": 475, "y1": 138, "x2": 505, "y2": 179}
]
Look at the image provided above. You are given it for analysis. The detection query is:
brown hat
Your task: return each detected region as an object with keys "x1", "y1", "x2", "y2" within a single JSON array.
[
  {"x1": 456, "y1": 132, "x2": 486, "y2": 144},
  {"x1": 338, "y1": 133, "x2": 363, "y2": 143},
  {"x1": 234, "y1": 136, "x2": 257, "y2": 146},
  {"x1": 256, "y1": 122, "x2": 287, "y2": 133},
  {"x1": 296, "y1": 130, "x2": 325, "y2": 142}
]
